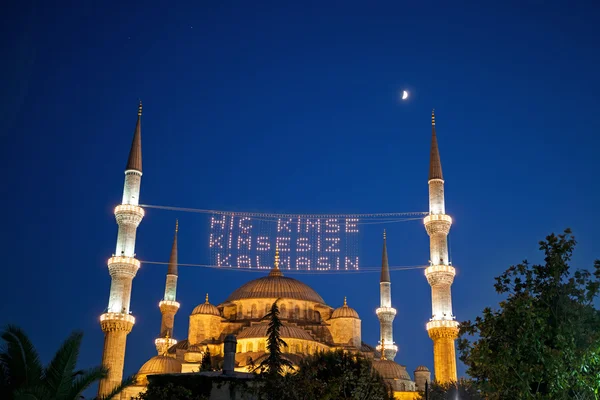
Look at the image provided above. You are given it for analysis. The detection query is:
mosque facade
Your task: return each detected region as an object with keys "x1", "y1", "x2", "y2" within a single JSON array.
[{"x1": 97, "y1": 103, "x2": 459, "y2": 399}]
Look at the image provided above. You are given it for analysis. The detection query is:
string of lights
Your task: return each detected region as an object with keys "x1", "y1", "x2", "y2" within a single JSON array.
[
  {"x1": 140, "y1": 260, "x2": 427, "y2": 274},
  {"x1": 139, "y1": 204, "x2": 430, "y2": 272},
  {"x1": 140, "y1": 204, "x2": 428, "y2": 219}
]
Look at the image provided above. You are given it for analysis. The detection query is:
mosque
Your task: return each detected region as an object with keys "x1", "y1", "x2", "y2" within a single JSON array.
[{"x1": 97, "y1": 103, "x2": 459, "y2": 399}]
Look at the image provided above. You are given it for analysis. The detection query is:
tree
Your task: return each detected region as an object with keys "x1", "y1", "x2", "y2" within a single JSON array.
[
  {"x1": 136, "y1": 382, "x2": 203, "y2": 400},
  {"x1": 0, "y1": 325, "x2": 133, "y2": 400},
  {"x1": 200, "y1": 347, "x2": 212, "y2": 372},
  {"x1": 256, "y1": 300, "x2": 292, "y2": 377},
  {"x1": 282, "y1": 350, "x2": 393, "y2": 400},
  {"x1": 458, "y1": 229, "x2": 600, "y2": 399},
  {"x1": 419, "y1": 379, "x2": 483, "y2": 400}
]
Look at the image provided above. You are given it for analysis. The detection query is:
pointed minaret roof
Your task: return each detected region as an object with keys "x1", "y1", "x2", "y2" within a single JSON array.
[
  {"x1": 125, "y1": 101, "x2": 143, "y2": 172},
  {"x1": 167, "y1": 220, "x2": 178, "y2": 275},
  {"x1": 429, "y1": 109, "x2": 443, "y2": 180},
  {"x1": 381, "y1": 230, "x2": 390, "y2": 283}
]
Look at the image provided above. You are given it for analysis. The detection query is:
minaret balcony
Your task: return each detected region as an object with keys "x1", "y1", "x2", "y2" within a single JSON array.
[
  {"x1": 159, "y1": 300, "x2": 181, "y2": 312},
  {"x1": 108, "y1": 256, "x2": 140, "y2": 268},
  {"x1": 426, "y1": 319, "x2": 459, "y2": 331},
  {"x1": 425, "y1": 265, "x2": 456, "y2": 277},
  {"x1": 100, "y1": 312, "x2": 136, "y2": 324},
  {"x1": 425, "y1": 265, "x2": 455, "y2": 286},
  {"x1": 376, "y1": 343, "x2": 398, "y2": 352},
  {"x1": 423, "y1": 214, "x2": 452, "y2": 224},
  {"x1": 107, "y1": 256, "x2": 140, "y2": 277},
  {"x1": 100, "y1": 312, "x2": 135, "y2": 333},
  {"x1": 155, "y1": 337, "x2": 178, "y2": 351},
  {"x1": 114, "y1": 204, "x2": 144, "y2": 225},
  {"x1": 114, "y1": 204, "x2": 145, "y2": 217},
  {"x1": 376, "y1": 340, "x2": 398, "y2": 361},
  {"x1": 376, "y1": 306, "x2": 397, "y2": 316}
]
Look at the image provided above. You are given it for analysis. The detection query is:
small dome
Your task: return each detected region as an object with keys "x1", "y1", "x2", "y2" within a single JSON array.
[
  {"x1": 415, "y1": 365, "x2": 430, "y2": 372},
  {"x1": 331, "y1": 297, "x2": 359, "y2": 319},
  {"x1": 192, "y1": 293, "x2": 220, "y2": 316},
  {"x1": 187, "y1": 344, "x2": 205, "y2": 352},
  {"x1": 373, "y1": 360, "x2": 411, "y2": 380},
  {"x1": 138, "y1": 355, "x2": 181, "y2": 375}
]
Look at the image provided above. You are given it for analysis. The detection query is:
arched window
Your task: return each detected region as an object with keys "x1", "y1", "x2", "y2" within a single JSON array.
[
  {"x1": 251, "y1": 304, "x2": 258, "y2": 318},
  {"x1": 247, "y1": 342, "x2": 254, "y2": 352},
  {"x1": 280, "y1": 304, "x2": 287, "y2": 318},
  {"x1": 258, "y1": 341, "x2": 265, "y2": 352},
  {"x1": 294, "y1": 305, "x2": 300, "y2": 319},
  {"x1": 265, "y1": 304, "x2": 270, "y2": 316},
  {"x1": 314, "y1": 311, "x2": 321, "y2": 322},
  {"x1": 236, "y1": 343, "x2": 242, "y2": 353},
  {"x1": 238, "y1": 304, "x2": 244, "y2": 319}
]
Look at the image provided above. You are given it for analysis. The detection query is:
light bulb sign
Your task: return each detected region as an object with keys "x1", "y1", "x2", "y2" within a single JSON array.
[{"x1": 209, "y1": 214, "x2": 360, "y2": 270}]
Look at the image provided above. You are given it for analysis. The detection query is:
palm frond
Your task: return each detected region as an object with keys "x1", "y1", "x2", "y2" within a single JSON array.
[
  {"x1": 13, "y1": 384, "x2": 52, "y2": 400},
  {"x1": 1, "y1": 325, "x2": 43, "y2": 390},
  {"x1": 42, "y1": 331, "x2": 83, "y2": 399},
  {"x1": 95, "y1": 374, "x2": 136, "y2": 400},
  {"x1": 65, "y1": 365, "x2": 107, "y2": 400}
]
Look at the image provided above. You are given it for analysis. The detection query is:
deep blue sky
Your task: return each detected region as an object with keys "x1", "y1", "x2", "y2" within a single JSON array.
[{"x1": 2, "y1": 0, "x2": 600, "y2": 392}]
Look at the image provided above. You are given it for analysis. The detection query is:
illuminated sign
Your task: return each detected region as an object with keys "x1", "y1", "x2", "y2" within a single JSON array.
[{"x1": 209, "y1": 214, "x2": 360, "y2": 270}]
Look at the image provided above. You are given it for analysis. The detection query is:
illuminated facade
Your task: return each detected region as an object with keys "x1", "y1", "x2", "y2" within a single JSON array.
[
  {"x1": 97, "y1": 105, "x2": 469, "y2": 399},
  {"x1": 424, "y1": 110, "x2": 459, "y2": 383}
]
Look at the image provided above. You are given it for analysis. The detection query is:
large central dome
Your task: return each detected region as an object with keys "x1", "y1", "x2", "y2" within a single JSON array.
[{"x1": 224, "y1": 268, "x2": 325, "y2": 303}]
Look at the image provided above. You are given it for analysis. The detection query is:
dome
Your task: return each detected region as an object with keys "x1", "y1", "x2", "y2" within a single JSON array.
[
  {"x1": 138, "y1": 355, "x2": 181, "y2": 375},
  {"x1": 415, "y1": 365, "x2": 430, "y2": 372},
  {"x1": 192, "y1": 293, "x2": 220, "y2": 316},
  {"x1": 237, "y1": 323, "x2": 315, "y2": 341},
  {"x1": 331, "y1": 297, "x2": 359, "y2": 319},
  {"x1": 224, "y1": 268, "x2": 325, "y2": 304},
  {"x1": 373, "y1": 360, "x2": 412, "y2": 380}
]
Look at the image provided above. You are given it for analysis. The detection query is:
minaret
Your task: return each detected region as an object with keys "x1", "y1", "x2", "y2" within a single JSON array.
[
  {"x1": 424, "y1": 110, "x2": 459, "y2": 383},
  {"x1": 155, "y1": 220, "x2": 180, "y2": 354},
  {"x1": 98, "y1": 102, "x2": 145, "y2": 397},
  {"x1": 376, "y1": 230, "x2": 397, "y2": 361}
]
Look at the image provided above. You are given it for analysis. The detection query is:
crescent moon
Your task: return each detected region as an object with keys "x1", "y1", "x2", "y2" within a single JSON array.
[{"x1": 402, "y1": 90, "x2": 408, "y2": 100}]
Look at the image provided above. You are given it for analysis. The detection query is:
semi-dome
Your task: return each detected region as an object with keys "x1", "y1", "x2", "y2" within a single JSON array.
[
  {"x1": 237, "y1": 323, "x2": 315, "y2": 341},
  {"x1": 224, "y1": 267, "x2": 325, "y2": 304},
  {"x1": 138, "y1": 355, "x2": 182, "y2": 375},
  {"x1": 192, "y1": 293, "x2": 220, "y2": 316},
  {"x1": 373, "y1": 360, "x2": 412, "y2": 380},
  {"x1": 331, "y1": 297, "x2": 359, "y2": 319}
]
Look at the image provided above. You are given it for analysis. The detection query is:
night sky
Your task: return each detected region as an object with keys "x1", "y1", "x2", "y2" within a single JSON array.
[{"x1": 2, "y1": 0, "x2": 600, "y2": 394}]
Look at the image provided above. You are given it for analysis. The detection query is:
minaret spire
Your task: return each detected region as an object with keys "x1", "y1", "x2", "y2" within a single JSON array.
[
  {"x1": 376, "y1": 230, "x2": 397, "y2": 361},
  {"x1": 155, "y1": 220, "x2": 181, "y2": 354},
  {"x1": 380, "y1": 229, "x2": 390, "y2": 283},
  {"x1": 98, "y1": 103, "x2": 146, "y2": 396},
  {"x1": 423, "y1": 110, "x2": 459, "y2": 383},
  {"x1": 429, "y1": 109, "x2": 443, "y2": 181},
  {"x1": 167, "y1": 219, "x2": 178, "y2": 276},
  {"x1": 126, "y1": 101, "x2": 143, "y2": 172}
]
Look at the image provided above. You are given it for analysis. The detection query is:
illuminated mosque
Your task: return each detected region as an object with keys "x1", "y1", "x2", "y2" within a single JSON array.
[{"x1": 97, "y1": 103, "x2": 459, "y2": 399}]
